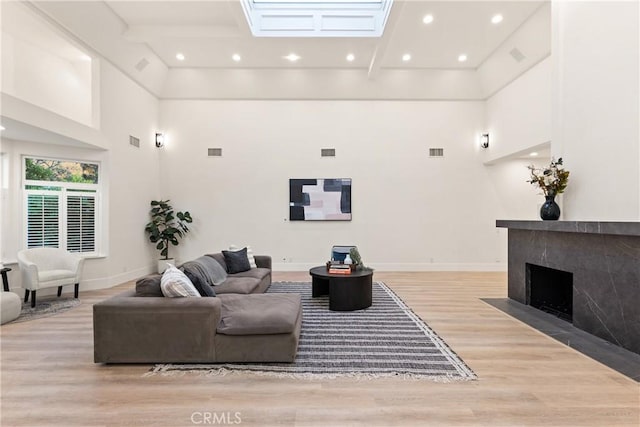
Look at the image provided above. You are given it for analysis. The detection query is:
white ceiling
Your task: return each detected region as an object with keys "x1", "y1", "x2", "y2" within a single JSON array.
[
  {"x1": 1, "y1": 1, "x2": 551, "y2": 148},
  {"x1": 106, "y1": 1, "x2": 544, "y2": 69},
  {"x1": 6, "y1": 0, "x2": 550, "y2": 99}
]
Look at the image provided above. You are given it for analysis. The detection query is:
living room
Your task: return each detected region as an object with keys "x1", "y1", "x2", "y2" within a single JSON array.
[{"x1": 1, "y1": 1, "x2": 638, "y2": 426}]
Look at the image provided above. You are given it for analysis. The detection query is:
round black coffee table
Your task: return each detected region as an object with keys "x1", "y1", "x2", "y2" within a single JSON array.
[{"x1": 309, "y1": 266, "x2": 373, "y2": 311}]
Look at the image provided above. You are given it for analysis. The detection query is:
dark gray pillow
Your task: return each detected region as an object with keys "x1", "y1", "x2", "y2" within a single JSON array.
[
  {"x1": 222, "y1": 248, "x2": 251, "y2": 274},
  {"x1": 193, "y1": 255, "x2": 227, "y2": 286},
  {"x1": 181, "y1": 262, "x2": 216, "y2": 297},
  {"x1": 135, "y1": 274, "x2": 163, "y2": 297}
]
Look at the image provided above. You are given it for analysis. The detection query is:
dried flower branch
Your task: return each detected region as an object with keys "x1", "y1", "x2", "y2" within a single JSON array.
[{"x1": 527, "y1": 158, "x2": 570, "y2": 196}]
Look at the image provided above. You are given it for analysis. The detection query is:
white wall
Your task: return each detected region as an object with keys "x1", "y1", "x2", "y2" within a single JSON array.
[
  {"x1": 552, "y1": 1, "x2": 639, "y2": 220},
  {"x1": 0, "y1": 141, "x2": 7, "y2": 270},
  {"x1": 161, "y1": 69, "x2": 483, "y2": 100},
  {"x1": 483, "y1": 57, "x2": 552, "y2": 164},
  {"x1": 1, "y1": 2, "x2": 94, "y2": 126},
  {"x1": 97, "y1": 60, "x2": 161, "y2": 285},
  {"x1": 159, "y1": 100, "x2": 509, "y2": 271},
  {"x1": 478, "y1": 2, "x2": 551, "y2": 99},
  {"x1": 33, "y1": 0, "x2": 169, "y2": 98},
  {"x1": 484, "y1": 158, "x2": 552, "y2": 221},
  {"x1": 0, "y1": 59, "x2": 160, "y2": 293}
]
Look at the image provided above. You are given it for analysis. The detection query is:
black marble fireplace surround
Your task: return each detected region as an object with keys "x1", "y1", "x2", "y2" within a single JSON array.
[{"x1": 496, "y1": 220, "x2": 640, "y2": 356}]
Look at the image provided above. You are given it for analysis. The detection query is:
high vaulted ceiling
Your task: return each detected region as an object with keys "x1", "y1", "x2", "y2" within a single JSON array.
[
  {"x1": 109, "y1": 0, "x2": 543, "y2": 69},
  {"x1": 17, "y1": 1, "x2": 550, "y2": 99}
]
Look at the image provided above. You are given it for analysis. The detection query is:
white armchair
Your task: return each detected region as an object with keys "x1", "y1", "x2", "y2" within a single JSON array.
[{"x1": 17, "y1": 248, "x2": 85, "y2": 308}]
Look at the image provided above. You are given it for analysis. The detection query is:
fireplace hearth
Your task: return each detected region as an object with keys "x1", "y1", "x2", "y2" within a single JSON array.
[
  {"x1": 497, "y1": 220, "x2": 640, "y2": 356},
  {"x1": 526, "y1": 264, "x2": 573, "y2": 322}
]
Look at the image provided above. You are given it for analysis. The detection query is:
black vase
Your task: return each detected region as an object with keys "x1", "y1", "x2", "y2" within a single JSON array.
[{"x1": 540, "y1": 194, "x2": 561, "y2": 220}]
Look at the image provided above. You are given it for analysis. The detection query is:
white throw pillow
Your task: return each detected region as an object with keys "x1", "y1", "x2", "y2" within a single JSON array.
[
  {"x1": 229, "y1": 245, "x2": 257, "y2": 269},
  {"x1": 161, "y1": 264, "x2": 201, "y2": 297}
]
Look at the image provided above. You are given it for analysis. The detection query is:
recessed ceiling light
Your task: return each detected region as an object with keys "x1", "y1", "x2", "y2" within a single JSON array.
[
  {"x1": 422, "y1": 14, "x2": 434, "y2": 24},
  {"x1": 176, "y1": 53, "x2": 185, "y2": 61},
  {"x1": 346, "y1": 53, "x2": 355, "y2": 62},
  {"x1": 458, "y1": 54, "x2": 468, "y2": 62},
  {"x1": 80, "y1": 54, "x2": 91, "y2": 62},
  {"x1": 232, "y1": 53, "x2": 241, "y2": 62},
  {"x1": 284, "y1": 53, "x2": 300, "y2": 62},
  {"x1": 491, "y1": 14, "x2": 503, "y2": 24},
  {"x1": 402, "y1": 53, "x2": 411, "y2": 62},
  {"x1": 0, "y1": 125, "x2": 5, "y2": 131},
  {"x1": 530, "y1": 152, "x2": 539, "y2": 157}
]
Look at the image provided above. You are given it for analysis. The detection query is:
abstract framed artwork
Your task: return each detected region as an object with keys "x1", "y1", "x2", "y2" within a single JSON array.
[{"x1": 289, "y1": 179, "x2": 352, "y2": 221}]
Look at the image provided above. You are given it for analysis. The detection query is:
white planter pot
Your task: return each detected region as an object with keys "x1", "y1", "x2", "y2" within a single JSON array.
[{"x1": 157, "y1": 258, "x2": 175, "y2": 274}]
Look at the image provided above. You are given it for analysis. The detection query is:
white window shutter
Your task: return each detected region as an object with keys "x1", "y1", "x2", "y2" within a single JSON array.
[
  {"x1": 27, "y1": 194, "x2": 60, "y2": 248},
  {"x1": 66, "y1": 194, "x2": 96, "y2": 253}
]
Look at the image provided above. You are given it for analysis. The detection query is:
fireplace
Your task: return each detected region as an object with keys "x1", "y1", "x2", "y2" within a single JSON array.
[
  {"x1": 497, "y1": 221, "x2": 640, "y2": 355},
  {"x1": 526, "y1": 263, "x2": 573, "y2": 322}
]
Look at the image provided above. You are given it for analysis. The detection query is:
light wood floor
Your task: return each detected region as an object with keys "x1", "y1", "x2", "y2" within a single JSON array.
[{"x1": 1, "y1": 272, "x2": 638, "y2": 426}]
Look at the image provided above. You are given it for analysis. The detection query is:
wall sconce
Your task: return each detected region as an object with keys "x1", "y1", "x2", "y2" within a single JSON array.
[
  {"x1": 480, "y1": 133, "x2": 489, "y2": 148},
  {"x1": 155, "y1": 132, "x2": 164, "y2": 148}
]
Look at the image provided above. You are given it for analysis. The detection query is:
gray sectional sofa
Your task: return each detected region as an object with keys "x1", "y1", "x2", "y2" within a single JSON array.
[{"x1": 93, "y1": 253, "x2": 302, "y2": 364}]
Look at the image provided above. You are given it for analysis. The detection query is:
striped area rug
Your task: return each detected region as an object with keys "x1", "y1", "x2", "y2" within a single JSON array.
[{"x1": 150, "y1": 282, "x2": 476, "y2": 381}]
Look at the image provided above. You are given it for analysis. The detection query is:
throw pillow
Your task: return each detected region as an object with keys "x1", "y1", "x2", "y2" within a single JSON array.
[
  {"x1": 181, "y1": 262, "x2": 216, "y2": 297},
  {"x1": 135, "y1": 274, "x2": 163, "y2": 297},
  {"x1": 160, "y1": 264, "x2": 201, "y2": 298},
  {"x1": 229, "y1": 245, "x2": 257, "y2": 268},
  {"x1": 222, "y1": 248, "x2": 251, "y2": 274},
  {"x1": 193, "y1": 255, "x2": 227, "y2": 286}
]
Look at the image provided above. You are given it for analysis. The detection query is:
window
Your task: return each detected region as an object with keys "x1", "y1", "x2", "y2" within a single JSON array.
[
  {"x1": 241, "y1": 0, "x2": 393, "y2": 37},
  {"x1": 23, "y1": 157, "x2": 100, "y2": 256}
]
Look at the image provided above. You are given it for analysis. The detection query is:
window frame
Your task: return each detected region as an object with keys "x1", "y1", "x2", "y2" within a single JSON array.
[{"x1": 22, "y1": 155, "x2": 102, "y2": 257}]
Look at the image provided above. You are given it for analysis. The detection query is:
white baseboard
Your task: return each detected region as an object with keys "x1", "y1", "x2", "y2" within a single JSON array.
[
  {"x1": 5, "y1": 262, "x2": 506, "y2": 298},
  {"x1": 6, "y1": 265, "x2": 154, "y2": 297},
  {"x1": 80, "y1": 265, "x2": 154, "y2": 291},
  {"x1": 274, "y1": 262, "x2": 507, "y2": 272}
]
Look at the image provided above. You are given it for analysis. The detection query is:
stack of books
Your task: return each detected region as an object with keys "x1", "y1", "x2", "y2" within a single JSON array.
[{"x1": 328, "y1": 264, "x2": 352, "y2": 275}]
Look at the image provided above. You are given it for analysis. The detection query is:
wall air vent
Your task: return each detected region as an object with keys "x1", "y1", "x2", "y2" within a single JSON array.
[
  {"x1": 208, "y1": 148, "x2": 222, "y2": 157},
  {"x1": 429, "y1": 148, "x2": 444, "y2": 157},
  {"x1": 135, "y1": 58, "x2": 149, "y2": 72},
  {"x1": 509, "y1": 48, "x2": 526, "y2": 63},
  {"x1": 321, "y1": 148, "x2": 336, "y2": 157},
  {"x1": 129, "y1": 135, "x2": 140, "y2": 148}
]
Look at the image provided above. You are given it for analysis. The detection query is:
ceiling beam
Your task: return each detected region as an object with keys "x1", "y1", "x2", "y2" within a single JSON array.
[{"x1": 368, "y1": 0, "x2": 405, "y2": 80}]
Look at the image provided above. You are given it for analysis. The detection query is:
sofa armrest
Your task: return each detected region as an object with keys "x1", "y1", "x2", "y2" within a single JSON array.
[
  {"x1": 93, "y1": 291, "x2": 222, "y2": 363},
  {"x1": 254, "y1": 255, "x2": 272, "y2": 270}
]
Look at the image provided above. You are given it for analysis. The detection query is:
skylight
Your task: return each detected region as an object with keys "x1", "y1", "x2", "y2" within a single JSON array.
[{"x1": 240, "y1": 0, "x2": 393, "y2": 37}]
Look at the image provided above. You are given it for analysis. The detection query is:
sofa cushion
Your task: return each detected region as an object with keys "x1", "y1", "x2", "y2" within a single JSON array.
[
  {"x1": 39, "y1": 269, "x2": 75, "y2": 281},
  {"x1": 222, "y1": 248, "x2": 251, "y2": 273},
  {"x1": 214, "y1": 277, "x2": 260, "y2": 294},
  {"x1": 135, "y1": 274, "x2": 163, "y2": 297},
  {"x1": 228, "y1": 267, "x2": 271, "y2": 281},
  {"x1": 181, "y1": 262, "x2": 216, "y2": 297},
  {"x1": 161, "y1": 265, "x2": 201, "y2": 298},
  {"x1": 217, "y1": 293, "x2": 302, "y2": 335},
  {"x1": 229, "y1": 245, "x2": 257, "y2": 268}
]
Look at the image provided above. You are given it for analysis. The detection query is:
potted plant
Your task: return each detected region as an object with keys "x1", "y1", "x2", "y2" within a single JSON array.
[{"x1": 144, "y1": 200, "x2": 193, "y2": 273}]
